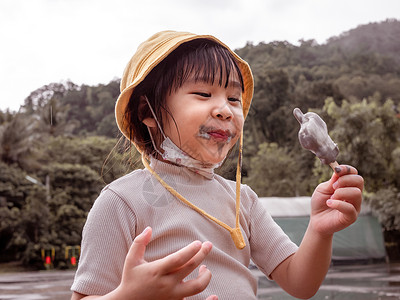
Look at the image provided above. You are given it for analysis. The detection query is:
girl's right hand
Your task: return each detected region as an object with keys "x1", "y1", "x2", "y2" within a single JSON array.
[{"x1": 115, "y1": 227, "x2": 217, "y2": 300}]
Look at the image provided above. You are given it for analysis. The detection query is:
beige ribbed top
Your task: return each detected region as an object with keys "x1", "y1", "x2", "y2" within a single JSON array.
[{"x1": 71, "y1": 158, "x2": 298, "y2": 299}]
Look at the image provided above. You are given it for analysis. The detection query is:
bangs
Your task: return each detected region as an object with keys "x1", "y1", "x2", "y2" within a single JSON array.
[{"x1": 163, "y1": 39, "x2": 244, "y2": 94}]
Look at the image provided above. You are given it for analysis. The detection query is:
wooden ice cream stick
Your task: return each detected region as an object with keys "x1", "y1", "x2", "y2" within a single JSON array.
[{"x1": 329, "y1": 161, "x2": 339, "y2": 171}]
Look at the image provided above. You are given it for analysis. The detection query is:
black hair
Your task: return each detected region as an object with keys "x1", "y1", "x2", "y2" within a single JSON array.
[{"x1": 123, "y1": 38, "x2": 244, "y2": 156}]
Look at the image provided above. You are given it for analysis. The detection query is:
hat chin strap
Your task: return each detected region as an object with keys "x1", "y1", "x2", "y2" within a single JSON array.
[{"x1": 141, "y1": 129, "x2": 246, "y2": 250}]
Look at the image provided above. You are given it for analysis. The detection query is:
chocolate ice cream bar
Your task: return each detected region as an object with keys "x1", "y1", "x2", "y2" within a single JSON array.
[{"x1": 293, "y1": 108, "x2": 339, "y2": 169}]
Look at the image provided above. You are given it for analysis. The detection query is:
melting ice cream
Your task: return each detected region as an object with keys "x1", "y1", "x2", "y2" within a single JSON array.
[{"x1": 293, "y1": 108, "x2": 339, "y2": 166}]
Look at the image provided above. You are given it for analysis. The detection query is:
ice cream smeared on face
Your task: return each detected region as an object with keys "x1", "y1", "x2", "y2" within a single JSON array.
[
  {"x1": 293, "y1": 108, "x2": 339, "y2": 165},
  {"x1": 198, "y1": 125, "x2": 235, "y2": 144}
]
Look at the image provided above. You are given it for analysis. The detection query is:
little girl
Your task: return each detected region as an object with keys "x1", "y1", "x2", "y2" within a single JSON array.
[{"x1": 71, "y1": 31, "x2": 363, "y2": 300}]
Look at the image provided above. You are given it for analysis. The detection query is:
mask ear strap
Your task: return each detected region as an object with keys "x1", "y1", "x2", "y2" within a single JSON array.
[
  {"x1": 142, "y1": 96, "x2": 167, "y2": 140},
  {"x1": 147, "y1": 126, "x2": 164, "y2": 158}
]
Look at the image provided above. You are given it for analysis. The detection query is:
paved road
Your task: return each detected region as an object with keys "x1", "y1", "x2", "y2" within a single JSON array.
[
  {"x1": 0, "y1": 270, "x2": 74, "y2": 300},
  {"x1": 0, "y1": 264, "x2": 400, "y2": 299},
  {"x1": 255, "y1": 263, "x2": 400, "y2": 299}
]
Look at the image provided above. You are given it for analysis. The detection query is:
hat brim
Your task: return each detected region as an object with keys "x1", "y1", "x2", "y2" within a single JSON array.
[{"x1": 115, "y1": 31, "x2": 253, "y2": 149}]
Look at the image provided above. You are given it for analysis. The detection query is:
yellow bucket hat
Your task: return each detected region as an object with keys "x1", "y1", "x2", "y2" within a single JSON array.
[{"x1": 115, "y1": 30, "x2": 254, "y2": 146}]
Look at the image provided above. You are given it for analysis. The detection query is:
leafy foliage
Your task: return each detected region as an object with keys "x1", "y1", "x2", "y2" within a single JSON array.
[
  {"x1": 367, "y1": 188, "x2": 400, "y2": 230},
  {"x1": 320, "y1": 97, "x2": 400, "y2": 232},
  {"x1": 245, "y1": 143, "x2": 316, "y2": 196},
  {"x1": 324, "y1": 97, "x2": 400, "y2": 191},
  {"x1": 1, "y1": 19, "x2": 400, "y2": 266}
]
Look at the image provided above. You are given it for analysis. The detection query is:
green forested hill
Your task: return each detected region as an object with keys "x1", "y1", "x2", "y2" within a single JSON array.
[
  {"x1": 1, "y1": 19, "x2": 400, "y2": 266},
  {"x1": 326, "y1": 18, "x2": 400, "y2": 62}
]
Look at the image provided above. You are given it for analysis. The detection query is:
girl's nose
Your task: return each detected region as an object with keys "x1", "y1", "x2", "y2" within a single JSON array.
[{"x1": 212, "y1": 103, "x2": 233, "y2": 120}]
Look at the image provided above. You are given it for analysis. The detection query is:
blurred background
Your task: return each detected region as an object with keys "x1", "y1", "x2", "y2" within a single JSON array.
[{"x1": 1, "y1": 0, "x2": 400, "y2": 299}]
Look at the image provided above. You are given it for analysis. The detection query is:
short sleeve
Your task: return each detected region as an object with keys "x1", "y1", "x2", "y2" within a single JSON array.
[
  {"x1": 71, "y1": 187, "x2": 137, "y2": 295},
  {"x1": 246, "y1": 187, "x2": 298, "y2": 278}
]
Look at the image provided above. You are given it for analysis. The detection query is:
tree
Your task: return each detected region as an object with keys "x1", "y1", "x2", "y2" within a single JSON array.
[
  {"x1": 0, "y1": 162, "x2": 35, "y2": 262},
  {"x1": 247, "y1": 68, "x2": 296, "y2": 146},
  {"x1": 244, "y1": 143, "x2": 311, "y2": 196},
  {"x1": 0, "y1": 109, "x2": 14, "y2": 125},
  {"x1": 62, "y1": 80, "x2": 120, "y2": 137},
  {"x1": 38, "y1": 135, "x2": 135, "y2": 184},
  {"x1": 36, "y1": 96, "x2": 78, "y2": 136},
  {"x1": 19, "y1": 186, "x2": 50, "y2": 266},
  {"x1": 320, "y1": 97, "x2": 400, "y2": 232},
  {"x1": 367, "y1": 188, "x2": 400, "y2": 230},
  {"x1": 22, "y1": 81, "x2": 78, "y2": 114},
  {"x1": 0, "y1": 113, "x2": 40, "y2": 170},
  {"x1": 324, "y1": 97, "x2": 400, "y2": 192}
]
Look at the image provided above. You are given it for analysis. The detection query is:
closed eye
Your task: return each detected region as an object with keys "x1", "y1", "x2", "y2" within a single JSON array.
[
  {"x1": 193, "y1": 92, "x2": 211, "y2": 98},
  {"x1": 228, "y1": 97, "x2": 241, "y2": 103}
]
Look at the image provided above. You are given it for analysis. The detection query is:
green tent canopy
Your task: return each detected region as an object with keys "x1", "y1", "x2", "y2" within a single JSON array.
[{"x1": 259, "y1": 197, "x2": 386, "y2": 262}]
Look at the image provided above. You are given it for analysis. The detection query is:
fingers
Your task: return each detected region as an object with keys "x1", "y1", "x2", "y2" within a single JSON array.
[
  {"x1": 328, "y1": 165, "x2": 363, "y2": 223},
  {"x1": 330, "y1": 165, "x2": 357, "y2": 186},
  {"x1": 331, "y1": 186, "x2": 362, "y2": 211},
  {"x1": 334, "y1": 165, "x2": 358, "y2": 175},
  {"x1": 333, "y1": 174, "x2": 364, "y2": 191},
  {"x1": 122, "y1": 232, "x2": 214, "y2": 300},
  {"x1": 174, "y1": 242, "x2": 213, "y2": 280},
  {"x1": 315, "y1": 164, "x2": 363, "y2": 197},
  {"x1": 158, "y1": 242, "x2": 214, "y2": 299},
  {"x1": 159, "y1": 241, "x2": 212, "y2": 274},
  {"x1": 326, "y1": 199, "x2": 358, "y2": 224},
  {"x1": 331, "y1": 165, "x2": 364, "y2": 214},
  {"x1": 321, "y1": 164, "x2": 363, "y2": 193},
  {"x1": 179, "y1": 264, "x2": 213, "y2": 298},
  {"x1": 125, "y1": 227, "x2": 152, "y2": 268}
]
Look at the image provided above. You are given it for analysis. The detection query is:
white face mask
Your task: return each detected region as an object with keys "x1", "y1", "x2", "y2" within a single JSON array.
[
  {"x1": 160, "y1": 137, "x2": 223, "y2": 179},
  {"x1": 143, "y1": 96, "x2": 223, "y2": 179}
]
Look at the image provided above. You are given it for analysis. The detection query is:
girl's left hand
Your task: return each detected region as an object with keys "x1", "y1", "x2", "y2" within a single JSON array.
[{"x1": 310, "y1": 165, "x2": 364, "y2": 237}]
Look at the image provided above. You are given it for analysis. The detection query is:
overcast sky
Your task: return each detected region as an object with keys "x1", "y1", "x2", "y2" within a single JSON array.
[{"x1": 1, "y1": 0, "x2": 400, "y2": 111}]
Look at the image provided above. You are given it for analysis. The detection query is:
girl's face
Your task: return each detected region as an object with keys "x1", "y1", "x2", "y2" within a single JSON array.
[{"x1": 161, "y1": 73, "x2": 244, "y2": 164}]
